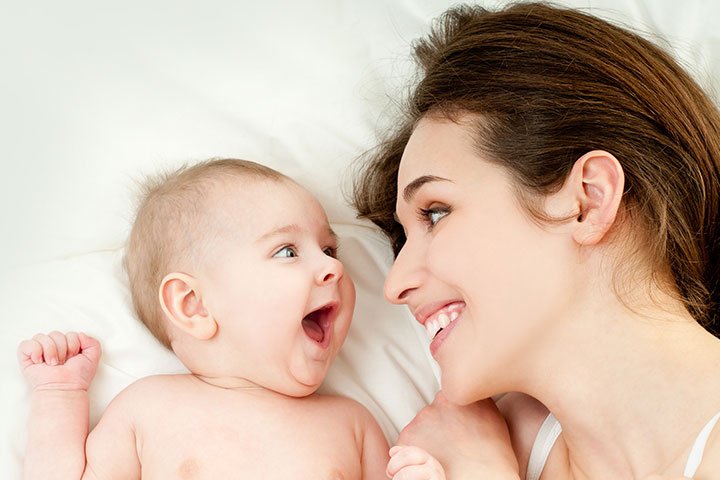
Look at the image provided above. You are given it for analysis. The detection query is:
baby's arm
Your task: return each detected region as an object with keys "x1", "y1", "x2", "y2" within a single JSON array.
[
  {"x1": 386, "y1": 445, "x2": 446, "y2": 480},
  {"x1": 17, "y1": 332, "x2": 141, "y2": 480},
  {"x1": 355, "y1": 403, "x2": 391, "y2": 480},
  {"x1": 81, "y1": 387, "x2": 142, "y2": 479},
  {"x1": 17, "y1": 332, "x2": 101, "y2": 479},
  {"x1": 342, "y1": 398, "x2": 389, "y2": 479}
]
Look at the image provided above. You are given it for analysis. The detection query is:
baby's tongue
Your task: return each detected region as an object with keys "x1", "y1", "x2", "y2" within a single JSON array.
[{"x1": 302, "y1": 317, "x2": 324, "y2": 342}]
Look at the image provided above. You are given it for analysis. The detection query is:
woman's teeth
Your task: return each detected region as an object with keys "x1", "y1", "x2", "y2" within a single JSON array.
[{"x1": 425, "y1": 308, "x2": 460, "y2": 340}]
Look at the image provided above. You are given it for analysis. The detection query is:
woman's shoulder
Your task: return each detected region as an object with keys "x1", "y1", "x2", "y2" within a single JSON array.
[
  {"x1": 496, "y1": 392, "x2": 568, "y2": 479},
  {"x1": 692, "y1": 418, "x2": 720, "y2": 479}
]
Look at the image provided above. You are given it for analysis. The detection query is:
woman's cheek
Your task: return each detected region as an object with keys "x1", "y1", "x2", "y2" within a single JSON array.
[{"x1": 426, "y1": 224, "x2": 465, "y2": 281}]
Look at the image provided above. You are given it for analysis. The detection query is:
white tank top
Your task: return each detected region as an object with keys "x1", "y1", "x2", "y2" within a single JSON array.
[{"x1": 526, "y1": 411, "x2": 720, "y2": 480}]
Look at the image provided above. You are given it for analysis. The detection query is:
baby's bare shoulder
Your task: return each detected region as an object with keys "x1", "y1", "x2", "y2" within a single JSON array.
[
  {"x1": 106, "y1": 374, "x2": 196, "y2": 412},
  {"x1": 311, "y1": 394, "x2": 383, "y2": 436},
  {"x1": 118, "y1": 374, "x2": 194, "y2": 395},
  {"x1": 311, "y1": 394, "x2": 372, "y2": 415}
]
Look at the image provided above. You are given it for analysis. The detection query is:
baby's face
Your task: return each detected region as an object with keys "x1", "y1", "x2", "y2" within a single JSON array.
[{"x1": 196, "y1": 178, "x2": 355, "y2": 396}]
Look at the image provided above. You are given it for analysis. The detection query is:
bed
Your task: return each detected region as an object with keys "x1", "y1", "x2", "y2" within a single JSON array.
[{"x1": 1, "y1": 0, "x2": 718, "y2": 476}]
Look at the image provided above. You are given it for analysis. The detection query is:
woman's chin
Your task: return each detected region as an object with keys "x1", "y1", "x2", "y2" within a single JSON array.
[
  {"x1": 440, "y1": 371, "x2": 499, "y2": 405},
  {"x1": 440, "y1": 380, "x2": 479, "y2": 405}
]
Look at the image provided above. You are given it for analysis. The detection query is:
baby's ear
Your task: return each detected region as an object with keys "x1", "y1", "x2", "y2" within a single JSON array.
[
  {"x1": 562, "y1": 150, "x2": 625, "y2": 246},
  {"x1": 159, "y1": 272, "x2": 217, "y2": 340}
]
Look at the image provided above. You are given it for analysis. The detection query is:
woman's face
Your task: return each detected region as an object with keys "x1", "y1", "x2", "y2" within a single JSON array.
[{"x1": 387, "y1": 115, "x2": 578, "y2": 403}]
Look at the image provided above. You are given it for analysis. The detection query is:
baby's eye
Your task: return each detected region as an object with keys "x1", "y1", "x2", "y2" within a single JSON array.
[
  {"x1": 323, "y1": 246, "x2": 337, "y2": 258},
  {"x1": 273, "y1": 246, "x2": 297, "y2": 258}
]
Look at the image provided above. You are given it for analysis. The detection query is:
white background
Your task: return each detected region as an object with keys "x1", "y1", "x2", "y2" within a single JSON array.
[{"x1": 1, "y1": 0, "x2": 718, "y2": 477}]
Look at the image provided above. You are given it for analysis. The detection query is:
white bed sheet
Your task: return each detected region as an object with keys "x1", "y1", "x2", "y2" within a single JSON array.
[{"x1": 1, "y1": 1, "x2": 718, "y2": 477}]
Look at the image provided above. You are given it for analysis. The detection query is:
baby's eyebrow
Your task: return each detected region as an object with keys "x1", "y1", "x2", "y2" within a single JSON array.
[
  {"x1": 256, "y1": 224, "x2": 338, "y2": 243},
  {"x1": 256, "y1": 224, "x2": 302, "y2": 242},
  {"x1": 402, "y1": 175, "x2": 452, "y2": 202}
]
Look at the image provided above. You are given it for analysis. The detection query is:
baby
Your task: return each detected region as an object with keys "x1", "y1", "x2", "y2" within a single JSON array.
[{"x1": 17, "y1": 159, "x2": 395, "y2": 479}]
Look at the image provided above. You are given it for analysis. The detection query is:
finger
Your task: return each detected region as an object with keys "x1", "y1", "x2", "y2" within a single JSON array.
[
  {"x1": 391, "y1": 464, "x2": 442, "y2": 480},
  {"x1": 48, "y1": 331, "x2": 68, "y2": 364},
  {"x1": 387, "y1": 446, "x2": 430, "y2": 477},
  {"x1": 66, "y1": 332, "x2": 81, "y2": 358},
  {"x1": 78, "y1": 333, "x2": 102, "y2": 364},
  {"x1": 32, "y1": 334, "x2": 58, "y2": 365},
  {"x1": 17, "y1": 339, "x2": 44, "y2": 367}
]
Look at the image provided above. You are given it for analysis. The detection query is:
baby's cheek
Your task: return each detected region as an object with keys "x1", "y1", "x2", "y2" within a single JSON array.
[
  {"x1": 333, "y1": 281, "x2": 355, "y2": 344},
  {"x1": 342, "y1": 276, "x2": 357, "y2": 310}
]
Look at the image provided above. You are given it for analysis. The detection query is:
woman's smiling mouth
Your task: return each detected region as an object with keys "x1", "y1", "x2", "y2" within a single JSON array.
[{"x1": 414, "y1": 301, "x2": 465, "y2": 356}]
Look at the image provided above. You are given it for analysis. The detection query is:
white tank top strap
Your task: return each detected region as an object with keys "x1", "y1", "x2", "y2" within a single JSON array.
[
  {"x1": 524, "y1": 409, "x2": 719, "y2": 479},
  {"x1": 526, "y1": 412, "x2": 562, "y2": 480},
  {"x1": 683, "y1": 410, "x2": 720, "y2": 477}
]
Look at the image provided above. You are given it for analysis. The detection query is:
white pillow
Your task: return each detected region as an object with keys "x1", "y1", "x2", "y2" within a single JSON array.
[
  {"x1": 1, "y1": 0, "x2": 717, "y2": 477},
  {"x1": 0, "y1": 225, "x2": 439, "y2": 474}
]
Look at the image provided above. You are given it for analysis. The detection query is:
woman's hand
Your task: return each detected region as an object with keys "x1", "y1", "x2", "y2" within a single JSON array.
[{"x1": 397, "y1": 391, "x2": 520, "y2": 480}]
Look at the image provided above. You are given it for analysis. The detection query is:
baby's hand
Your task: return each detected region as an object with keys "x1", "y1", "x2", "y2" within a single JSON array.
[
  {"x1": 17, "y1": 332, "x2": 102, "y2": 392},
  {"x1": 386, "y1": 445, "x2": 446, "y2": 480}
]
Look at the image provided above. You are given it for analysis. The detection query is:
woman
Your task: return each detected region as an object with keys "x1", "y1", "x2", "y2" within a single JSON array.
[{"x1": 354, "y1": 3, "x2": 720, "y2": 479}]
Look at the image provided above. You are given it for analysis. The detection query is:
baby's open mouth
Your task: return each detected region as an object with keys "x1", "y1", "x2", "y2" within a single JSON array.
[{"x1": 302, "y1": 304, "x2": 336, "y2": 346}]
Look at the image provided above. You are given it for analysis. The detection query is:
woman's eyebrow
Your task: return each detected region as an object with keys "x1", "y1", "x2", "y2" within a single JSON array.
[{"x1": 402, "y1": 175, "x2": 452, "y2": 202}]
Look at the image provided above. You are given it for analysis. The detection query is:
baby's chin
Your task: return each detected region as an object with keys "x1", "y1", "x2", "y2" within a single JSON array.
[
  {"x1": 284, "y1": 361, "x2": 336, "y2": 397},
  {"x1": 270, "y1": 379, "x2": 323, "y2": 399}
]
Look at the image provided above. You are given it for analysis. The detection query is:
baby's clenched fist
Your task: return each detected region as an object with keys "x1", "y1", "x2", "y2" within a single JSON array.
[{"x1": 17, "y1": 332, "x2": 102, "y2": 392}]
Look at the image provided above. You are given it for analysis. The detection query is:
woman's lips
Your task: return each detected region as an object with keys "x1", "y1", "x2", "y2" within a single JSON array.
[
  {"x1": 413, "y1": 300, "x2": 465, "y2": 325},
  {"x1": 423, "y1": 302, "x2": 464, "y2": 340},
  {"x1": 412, "y1": 301, "x2": 466, "y2": 357},
  {"x1": 429, "y1": 308, "x2": 462, "y2": 357}
]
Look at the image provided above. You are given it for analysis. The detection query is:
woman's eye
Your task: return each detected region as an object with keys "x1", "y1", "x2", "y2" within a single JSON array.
[
  {"x1": 273, "y1": 246, "x2": 297, "y2": 258},
  {"x1": 418, "y1": 206, "x2": 450, "y2": 229}
]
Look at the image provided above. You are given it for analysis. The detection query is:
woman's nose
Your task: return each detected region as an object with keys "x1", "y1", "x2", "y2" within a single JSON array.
[
  {"x1": 316, "y1": 255, "x2": 344, "y2": 286},
  {"x1": 384, "y1": 240, "x2": 423, "y2": 304}
]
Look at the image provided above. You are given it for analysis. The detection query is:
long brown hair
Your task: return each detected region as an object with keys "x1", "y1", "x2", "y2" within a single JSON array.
[{"x1": 352, "y1": 2, "x2": 720, "y2": 335}]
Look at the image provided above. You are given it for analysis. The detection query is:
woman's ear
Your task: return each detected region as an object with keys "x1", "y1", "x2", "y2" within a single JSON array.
[
  {"x1": 564, "y1": 150, "x2": 625, "y2": 246},
  {"x1": 159, "y1": 272, "x2": 218, "y2": 340}
]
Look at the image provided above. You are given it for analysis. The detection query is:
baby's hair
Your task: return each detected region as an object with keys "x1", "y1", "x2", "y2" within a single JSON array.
[{"x1": 124, "y1": 158, "x2": 287, "y2": 348}]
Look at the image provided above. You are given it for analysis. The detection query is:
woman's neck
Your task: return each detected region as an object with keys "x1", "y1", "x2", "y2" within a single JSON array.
[{"x1": 521, "y1": 289, "x2": 720, "y2": 479}]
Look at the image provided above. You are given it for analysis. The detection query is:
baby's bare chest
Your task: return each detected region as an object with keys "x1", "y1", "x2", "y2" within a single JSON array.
[{"x1": 135, "y1": 401, "x2": 362, "y2": 479}]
